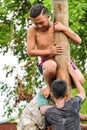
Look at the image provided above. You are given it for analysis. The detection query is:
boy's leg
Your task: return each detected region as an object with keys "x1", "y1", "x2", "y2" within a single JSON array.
[
  {"x1": 70, "y1": 60, "x2": 84, "y2": 86},
  {"x1": 74, "y1": 69, "x2": 84, "y2": 85},
  {"x1": 41, "y1": 60, "x2": 57, "y2": 98},
  {"x1": 42, "y1": 60, "x2": 57, "y2": 85}
]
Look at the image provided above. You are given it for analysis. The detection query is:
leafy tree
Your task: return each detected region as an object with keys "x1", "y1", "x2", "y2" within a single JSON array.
[{"x1": 69, "y1": 0, "x2": 87, "y2": 72}]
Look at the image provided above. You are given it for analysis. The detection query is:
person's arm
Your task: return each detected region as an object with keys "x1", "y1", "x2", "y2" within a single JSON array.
[
  {"x1": 26, "y1": 26, "x2": 63, "y2": 57},
  {"x1": 54, "y1": 22, "x2": 82, "y2": 44},
  {"x1": 26, "y1": 26, "x2": 51, "y2": 56},
  {"x1": 68, "y1": 64, "x2": 85, "y2": 101},
  {"x1": 40, "y1": 105, "x2": 52, "y2": 115}
]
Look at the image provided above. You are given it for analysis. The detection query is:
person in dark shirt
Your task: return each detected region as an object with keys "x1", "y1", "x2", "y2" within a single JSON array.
[{"x1": 37, "y1": 64, "x2": 85, "y2": 130}]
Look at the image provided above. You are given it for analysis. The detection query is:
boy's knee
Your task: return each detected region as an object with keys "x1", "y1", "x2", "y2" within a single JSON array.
[{"x1": 43, "y1": 60, "x2": 57, "y2": 72}]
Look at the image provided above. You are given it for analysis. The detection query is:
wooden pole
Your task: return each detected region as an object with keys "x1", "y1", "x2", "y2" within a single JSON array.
[
  {"x1": 52, "y1": 0, "x2": 72, "y2": 98},
  {"x1": 52, "y1": 1, "x2": 87, "y2": 128}
]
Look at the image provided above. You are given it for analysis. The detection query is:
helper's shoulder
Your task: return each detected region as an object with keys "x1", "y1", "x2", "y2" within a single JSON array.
[
  {"x1": 27, "y1": 25, "x2": 37, "y2": 33},
  {"x1": 69, "y1": 96, "x2": 82, "y2": 104}
]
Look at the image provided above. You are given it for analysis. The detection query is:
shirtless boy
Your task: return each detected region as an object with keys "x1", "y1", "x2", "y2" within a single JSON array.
[{"x1": 27, "y1": 4, "x2": 84, "y2": 98}]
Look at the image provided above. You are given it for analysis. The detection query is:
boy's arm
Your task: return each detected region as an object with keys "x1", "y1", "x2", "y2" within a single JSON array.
[
  {"x1": 68, "y1": 64, "x2": 86, "y2": 101},
  {"x1": 54, "y1": 22, "x2": 82, "y2": 44},
  {"x1": 26, "y1": 26, "x2": 63, "y2": 57},
  {"x1": 26, "y1": 27, "x2": 51, "y2": 56},
  {"x1": 40, "y1": 105, "x2": 52, "y2": 115}
]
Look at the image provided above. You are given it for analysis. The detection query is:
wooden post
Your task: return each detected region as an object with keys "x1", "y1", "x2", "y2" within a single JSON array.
[
  {"x1": 52, "y1": 1, "x2": 87, "y2": 128},
  {"x1": 52, "y1": 0, "x2": 72, "y2": 98}
]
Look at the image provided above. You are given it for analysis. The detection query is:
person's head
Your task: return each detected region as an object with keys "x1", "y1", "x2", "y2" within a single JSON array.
[
  {"x1": 50, "y1": 79, "x2": 67, "y2": 99},
  {"x1": 30, "y1": 4, "x2": 50, "y2": 31}
]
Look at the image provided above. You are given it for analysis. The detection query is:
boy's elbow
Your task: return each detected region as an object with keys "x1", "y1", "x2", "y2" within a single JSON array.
[
  {"x1": 76, "y1": 37, "x2": 82, "y2": 44},
  {"x1": 73, "y1": 33, "x2": 82, "y2": 44},
  {"x1": 27, "y1": 50, "x2": 33, "y2": 56},
  {"x1": 27, "y1": 50, "x2": 30, "y2": 56},
  {"x1": 81, "y1": 92, "x2": 86, "y2": 101},
  {"x1": 40, "y1": 106, "x2": 46, "y2": 116},
  {"x1": 80, "y1": 38, "x2": 82, "y2": 43},
  {"x1": 78, "y1": 38, "x2": 82, "y2": 44},
  {"x1": 83, "y1": 92, "x2": 86, "y2": 100}
]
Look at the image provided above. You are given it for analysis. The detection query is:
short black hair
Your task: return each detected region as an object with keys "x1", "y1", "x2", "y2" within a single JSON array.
[
  {"x1": 51, "y1": 79, "x2": 67, "y2": 99},
  {"x1": 30, "y1": 4, "x2": 48, "y2": 18}
]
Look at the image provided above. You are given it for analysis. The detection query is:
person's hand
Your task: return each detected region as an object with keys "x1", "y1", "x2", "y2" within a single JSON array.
[
  {"x1": 68, "y1": 63, "x2": 75, "y2": 77},
  {"x1": 68, "y1": 63, "x2": 77, "y2": 88},
  {"x1": 54, "y1": 22, "x2": 66, "y2": 32},
  {"x1": 41, "y1": 86, "x2": 50, "y2": 98},
  {"x1": 50, "y1": 42, "x2": 63, "y2": 55}
]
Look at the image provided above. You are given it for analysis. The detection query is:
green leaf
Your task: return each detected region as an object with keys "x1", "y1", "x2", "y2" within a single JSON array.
[{"x1": 29, "y1": 0, "x2": 36, "y2": 4}]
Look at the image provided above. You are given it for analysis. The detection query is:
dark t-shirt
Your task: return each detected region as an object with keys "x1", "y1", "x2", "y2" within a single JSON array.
[{"x1": 45, "y1": 96, "x2": 82, "y2": 130}]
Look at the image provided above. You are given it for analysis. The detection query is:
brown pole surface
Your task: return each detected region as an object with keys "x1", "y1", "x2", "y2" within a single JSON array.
[{"x1": 52, "y1": 0, "x2": 72, "y2": 98}]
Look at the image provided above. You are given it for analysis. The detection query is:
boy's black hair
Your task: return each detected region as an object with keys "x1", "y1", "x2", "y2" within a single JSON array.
[
  {"x1": 51, "y1": 79, "x2": 67, "y2": 99},
  {"x1": 30, "y1": 4, "x2": 48, "y2": 18}
]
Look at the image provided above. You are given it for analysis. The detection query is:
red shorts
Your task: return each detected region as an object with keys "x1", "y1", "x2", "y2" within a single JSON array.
[{"x1": 38, "y1": 60, "x2": 78, "y2": 74}]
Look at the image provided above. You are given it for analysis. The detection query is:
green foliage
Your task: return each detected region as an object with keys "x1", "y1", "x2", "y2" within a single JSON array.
[
  {"x1": 29, "y1": 0, "x2": 36, "y2": 4},
  {"x1": 80, "y1": 79, "x2": 87, "y2": 114},
  {"x1": 72, "y1": 73, "x2": 87, "y2": 115},
  {"x1": 69, "y1": 0, "x2": 87, "y2": 72},
  {"x1": 42, "y1": 0, "x2": 52, "y2": 12}
]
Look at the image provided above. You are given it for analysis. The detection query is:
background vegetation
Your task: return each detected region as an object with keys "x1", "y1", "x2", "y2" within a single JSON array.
[{"x1": 0, "y1": 0, "x2": 87, "y2": 117}]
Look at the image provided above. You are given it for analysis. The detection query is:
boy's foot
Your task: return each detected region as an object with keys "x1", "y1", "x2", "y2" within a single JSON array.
[{"x1": 41, "y1": 86, "x2": 50, "y2": 98}]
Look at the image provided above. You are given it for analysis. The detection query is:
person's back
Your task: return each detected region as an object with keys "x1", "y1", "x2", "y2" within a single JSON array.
[
  {"x1": 19, "y1": 95, "x2": 45, "y2": 130},
  {"x1": 45, "y1": 96, "x2": 82, "y2": 130},
  {"x1": 37, "y1": 64, "x2": 85, "y2": 130}
]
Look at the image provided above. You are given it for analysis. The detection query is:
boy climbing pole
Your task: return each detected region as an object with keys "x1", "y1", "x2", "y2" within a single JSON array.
[
  {"x1": 19, "y1": 4, "x2": 85, "y2": 130},
  {"x1": 27, "y1": 4, "x2": 84, "y2": 98}
]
